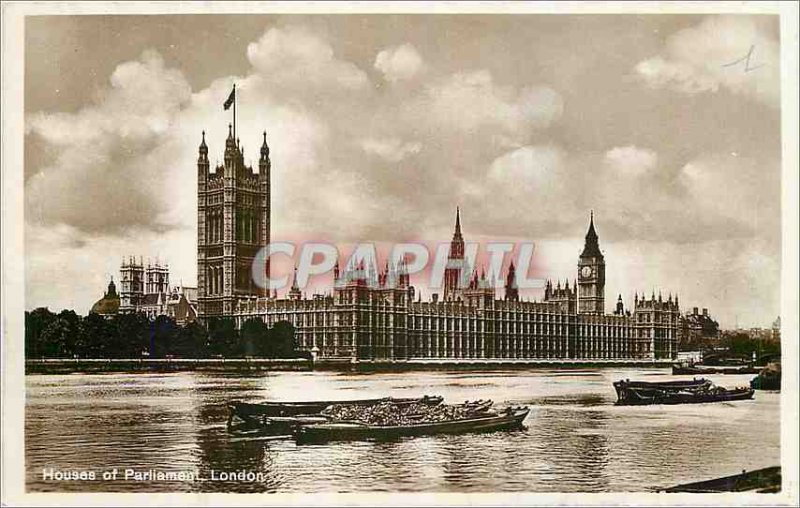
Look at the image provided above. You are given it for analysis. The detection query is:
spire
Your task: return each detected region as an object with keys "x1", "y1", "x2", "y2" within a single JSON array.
[
  {"x1": 505, "y1": 260, "x2": 519, "y2": 302},
  {"x1": 225, "y1": 123, "x2": 237, "y2": 153},
  {"x1": 289, "y1": 266, "x2": 301, "y2": 300},
  {"x1": 107, "y1": 277, "x2": 117, "y2": 297},
  {"x1": 198, "y1": 130, "x2": 208, "y2": 162},
  {"x1": 580, "y1": 210, "x2": 603, "y2": 259},
  {"x1": 260, "y1": 130, "x2": 270, "y2": 160},
  {"x1": 447, "y1": 206, "x2": 465, "y2": 260}
]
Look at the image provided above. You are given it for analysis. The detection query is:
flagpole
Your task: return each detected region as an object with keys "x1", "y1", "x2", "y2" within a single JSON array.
[{"x1": 233, "y1": 83, "x2": 236, "y2": 143}]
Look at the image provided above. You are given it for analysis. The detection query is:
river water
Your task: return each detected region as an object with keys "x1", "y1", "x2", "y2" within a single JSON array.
[{"x1": 25, "y1": 368, "x2": 780, "y2": 493}]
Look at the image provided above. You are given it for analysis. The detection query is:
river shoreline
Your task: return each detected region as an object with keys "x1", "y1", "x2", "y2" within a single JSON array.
[{"x1": 25, "y1": 358, "x2": 675, "y2": 374}]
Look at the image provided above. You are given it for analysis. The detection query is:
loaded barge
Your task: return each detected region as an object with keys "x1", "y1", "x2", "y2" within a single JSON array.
[
  {"x1": 227, "y1": 396, "x2": 529, "y2": 441},
  {"x1": 296, "y1": 407, "x2": 529, "y2": 443},
  {"x1": 613, "y1": 378, "x2": 754, "y2": 405}
]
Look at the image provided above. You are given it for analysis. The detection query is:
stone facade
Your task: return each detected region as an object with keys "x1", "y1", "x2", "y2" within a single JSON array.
[
  {"x1": 111, "y1": 257, "x2": 197, "y2": 324},
  {"x1": 196, "y1": 127, "x2": 680, "y2": 362},
  {"x1": 197, "y1": 126, "x2": 270, "y2": 318}
]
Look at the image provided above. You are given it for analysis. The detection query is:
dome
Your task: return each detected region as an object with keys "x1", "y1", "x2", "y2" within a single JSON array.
[
  {"x1": 91, "y1": 278, "x2": 120, "y2": 316},
  {"x1": 91, "y1": 296, "x2": 120, "y2": 315}
]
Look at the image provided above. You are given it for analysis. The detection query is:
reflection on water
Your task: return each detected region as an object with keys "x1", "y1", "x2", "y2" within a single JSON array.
[{"x1": 25, "y1": 369, "x2": 779, "y2": 493}]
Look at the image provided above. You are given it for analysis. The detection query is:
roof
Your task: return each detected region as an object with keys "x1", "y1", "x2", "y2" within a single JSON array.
[
  {"x1": 579, "y1": 213, "x2": 603, "y2": 259},
  {"x1": 91, "y1": 294, "x2": 120, "y2": 315}
]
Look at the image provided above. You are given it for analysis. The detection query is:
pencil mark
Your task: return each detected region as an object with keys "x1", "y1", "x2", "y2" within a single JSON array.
[{"x1": 722, "y1": 45, "x2": 764, "y2": 73}]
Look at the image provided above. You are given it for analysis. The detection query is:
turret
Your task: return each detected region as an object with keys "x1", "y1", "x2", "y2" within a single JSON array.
[
  {"x1": 198, "y1": 131, "x2": 209, "y2": 163},
  {"x1": 107, "y1": 277, "x2": 117, "y2": 298},
  {"x1": 444, "y1": 207, "x2": 466, "y2": 300},
  {"x1": 289, "y1": 267, "x2": 301, "y2": 300},
  {"x1": 260, "y1": 131, "x2": 270, "y2": 162},
  {"x1": 224, "y1": 124, "x2": 237, "y2": 165},
  {"x1": 505, "y1": 261, "x2": 519, "y2": 302}
]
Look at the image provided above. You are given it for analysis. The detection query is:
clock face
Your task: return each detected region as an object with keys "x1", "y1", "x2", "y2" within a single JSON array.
[{"x1": 581, "y1": 266, "x2": 593, "y2": 278}]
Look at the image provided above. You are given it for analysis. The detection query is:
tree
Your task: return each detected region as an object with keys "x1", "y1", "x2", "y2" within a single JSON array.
[
  {"x1": 271, "y1": 321, "x2": 296, "y2": 358},
  {"x1": 240, "y1": 318, "x2": 270, "y2": 357},
  {"x1": 149, "y1": 315, "x2": 178, "y2": 358},
  {"x1": 35, "y1": 310, "x2": 83, "y2": 358},
  {"x1": 81, "y1": 312, "x2": 111, "y2": 358},
  {"x1": 25, "y1": 308, "x2": 56, "y2": 358},
  {"x1": 207, "y1": 318, "x2": 238, "y2": 357},
  {"x1": 174, "y1": 321, "x2": 209, "y2": 358},
  {"x1": 108, "y1": 313, "x2": 150, "y2": 358}
]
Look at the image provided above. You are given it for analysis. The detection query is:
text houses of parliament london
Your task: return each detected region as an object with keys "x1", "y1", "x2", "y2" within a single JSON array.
[{"x1": 196, "y1": 127, "x2": 679, "y2": 361}]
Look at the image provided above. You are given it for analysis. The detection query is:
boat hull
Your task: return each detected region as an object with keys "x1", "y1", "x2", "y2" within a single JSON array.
[
  {"x1": 612, "y1": 378, "x2": 712, "y2": 402},
  {"x1": 615, "y1": 387, "x2": 755, "y2": 406},
  {"x1": 295, "y1": 408, "x2": 530, "y2": 443},
  {"x1": 673, "y1": 365, "x2": 762, "y2": 375}
]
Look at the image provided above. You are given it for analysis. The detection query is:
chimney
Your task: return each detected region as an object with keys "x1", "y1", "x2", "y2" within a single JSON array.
[
  {"x1": 702, "y1": 308, "x2": 708, "y2": 317},
  {"x1": 693, "y1": 307, "x2": 699, "y2": 315},
  {"x1": 432, "y1": 293, "x2": 439, "y2": 303}
]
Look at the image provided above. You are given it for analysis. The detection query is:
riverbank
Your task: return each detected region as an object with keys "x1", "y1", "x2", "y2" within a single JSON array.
[
  {"x1": 26, "y1": 357, "x2": 675, "y2": 374},
  {"x1": 25, "y1": 358, "x2": 312, "y2": 374}
]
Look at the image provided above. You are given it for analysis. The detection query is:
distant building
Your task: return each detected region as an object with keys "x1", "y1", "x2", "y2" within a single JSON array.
[
  {"x1": 678, "y1": 307, "x2": 720, "y2": 350},
  {"x1": 772, "y1": 316, "x2": 781, "y2": 341},
  {"x1": 91, "y1": 258, "x2": 197, "y2": 324},
  {"x1": 90, "y1": 278, "x2": 120, "y2": 317}
]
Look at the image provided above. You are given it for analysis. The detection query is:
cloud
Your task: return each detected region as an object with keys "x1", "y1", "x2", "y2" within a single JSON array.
[
  {"x1": 25, "y1": 51, "x2": 192, "y2": 234},
  {"x1": 678, "y1": 152, "x2": 781, "y2": 239},
  {"x1": 360, "y1": 137, "x2": 422, "y2": 162},
  {"x1": 23, "y1": 22, "x2": 780, "y2": 326},
  {"x1": 246, "y1": 25, "x2": 369, "y2": 93},
  {"x1": 604, "y1": 146, "x2": 657, "y2": 175},
  {"x1": 420, "y1": 71, "x2": 563, "y2": 138},
  {"x1": 488, "y1": 145, "x2": 564, "y2": 189},
  {"x1": 635, "y1": 15, "x2": 779, "y2": 107},
  {"x1": 374, "y1": 43, "x2": 425, "y2": 82}
]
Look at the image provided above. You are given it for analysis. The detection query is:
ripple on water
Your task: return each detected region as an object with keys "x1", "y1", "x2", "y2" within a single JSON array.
[{"x1": 25, "y1": 370, "x2": 780, "y2": 493}]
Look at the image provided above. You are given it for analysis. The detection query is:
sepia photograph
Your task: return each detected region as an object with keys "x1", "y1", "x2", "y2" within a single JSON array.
[{"x1": 2, "y1": 1, "x2": 798, "y2": 506}]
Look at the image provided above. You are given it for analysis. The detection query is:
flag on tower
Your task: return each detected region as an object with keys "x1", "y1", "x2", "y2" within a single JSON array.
[{"x1": 223, "y1": 86, "x2": 235, "y2": 110}]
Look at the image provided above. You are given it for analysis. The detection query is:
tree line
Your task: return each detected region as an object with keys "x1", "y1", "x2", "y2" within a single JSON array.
[{"x1": 25, "y1": 308, "x2": 306, "y2": 359}]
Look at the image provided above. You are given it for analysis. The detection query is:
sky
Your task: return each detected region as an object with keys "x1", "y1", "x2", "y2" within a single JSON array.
[{"x1": 24, "y1": 13, "x2": 782, "y2": 328}]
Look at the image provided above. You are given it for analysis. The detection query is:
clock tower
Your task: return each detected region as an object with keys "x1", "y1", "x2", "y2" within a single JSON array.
[{"x1": 577, "y1": 211, "x2": 605, "y2": 314}]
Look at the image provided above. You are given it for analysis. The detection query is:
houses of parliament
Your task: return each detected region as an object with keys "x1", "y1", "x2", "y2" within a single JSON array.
[{"x1": 195, "y1": 125, "x2": 680, "y2": 361}]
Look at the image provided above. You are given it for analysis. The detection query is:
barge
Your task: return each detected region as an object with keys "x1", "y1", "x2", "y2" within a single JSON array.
[
  {"x1": 614, "y1": 379, "x2": 754, "y2": 405},
  {"x1": 296, "y1": 407, "x2": 530, "y2": 443}
]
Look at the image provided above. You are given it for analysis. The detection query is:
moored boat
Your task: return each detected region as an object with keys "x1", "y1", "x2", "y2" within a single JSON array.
[
  {"x1": 612, "y1": 378, "x2": 712, "y2": 400},
  {"x1": 751, "y1": 362, "x2": 781, "y2": 390},
  {"x1": 614, "y1": 379, "x2": 754, "y2": 405},
  {"x1": 295, "y1": 407, "x2": 530, "y2": 443},
  {"x1": 672, "y1": 364, "x2": 762, "y2": 375}
]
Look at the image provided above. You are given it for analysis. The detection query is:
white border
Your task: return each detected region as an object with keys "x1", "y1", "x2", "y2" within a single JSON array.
[{"x1": 2, "y1": 2, "x2": 798, "y2": 506}]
